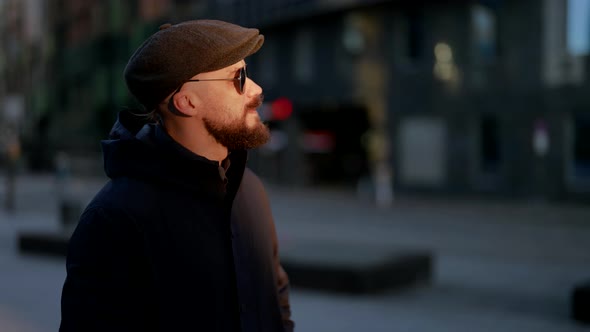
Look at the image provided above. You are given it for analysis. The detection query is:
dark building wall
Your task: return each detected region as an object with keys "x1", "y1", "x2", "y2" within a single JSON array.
[
  {"x1": 236, "y1": 0, "x2": 590, "y2": 200},
  {"x1": 497, "y1": 0, "x2": 544, "y2": 92},
  {"x1": 384, "y1": 1, "x2": 590, "y2": 201},
  {"x1": 13, "y1": 0, "x2": 589, "y2": 200}
]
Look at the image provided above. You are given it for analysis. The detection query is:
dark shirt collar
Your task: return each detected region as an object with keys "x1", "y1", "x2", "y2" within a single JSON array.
[
  {"x1": 153, "y1": 124, "x2": 219, "y2": 166},
  {"x1": 151, "y1": 124, "x2": 233, "y2": 187}
]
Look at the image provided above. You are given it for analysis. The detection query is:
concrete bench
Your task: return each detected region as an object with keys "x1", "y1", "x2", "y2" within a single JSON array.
[
  {"x1": 19, "y1": 233, "x2": 433, "y2": 295},
  {"x1": 280, "y1": 240, "x2": 433, "y2": 294},
  {"x1": 18, "y1": 231, "x2": 70, "y2": 257},
  {"x1": 572, "y1": 280, "x2": 590, "y2": 324}
]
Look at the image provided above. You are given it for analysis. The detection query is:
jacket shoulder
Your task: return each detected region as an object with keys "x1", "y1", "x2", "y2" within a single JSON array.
[
  {"x1": 72, "y1": 178, "x2": 157, "y2": 246},
  {"x1": 240, "y1": 167, "x2": 266, "y2": 195},
  {"x1": 84, "y1": 177, "x2": 160, "y2": 222}
]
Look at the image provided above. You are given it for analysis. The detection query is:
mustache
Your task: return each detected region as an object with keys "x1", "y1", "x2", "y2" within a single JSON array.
[{"x1": 246, "y1": 94, "x2": 264, "y2": 109}]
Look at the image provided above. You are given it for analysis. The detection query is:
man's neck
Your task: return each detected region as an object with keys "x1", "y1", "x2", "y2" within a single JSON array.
[{"x1": 162, "y1": 121, "x2": 228, "y2": 164}]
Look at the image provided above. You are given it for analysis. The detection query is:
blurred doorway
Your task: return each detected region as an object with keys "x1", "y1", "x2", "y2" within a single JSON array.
[
  {"x1": 480, "y1": 115, "x2": 502, "y2": 174},
  {"x1": 566, "y1": 113, "x2": 590, "y2": 192},
  {"x1": 297, "y1": 104, "x2": 370, "y2": 187},
  {"x1": 473, "y1": 114, "x2": 504, "y2": 192}
]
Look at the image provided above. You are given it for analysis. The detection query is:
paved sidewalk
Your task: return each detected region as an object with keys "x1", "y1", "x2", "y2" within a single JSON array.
[
  {"x1": 3, "y1": 173, "x2": 590, "y2": 261},
  {"x1": 1, "y1": 173, "x2": 590, "y2": 332}
]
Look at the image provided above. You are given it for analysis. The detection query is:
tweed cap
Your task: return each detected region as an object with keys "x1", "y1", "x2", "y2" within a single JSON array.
[{"x1": 124, "y1": 19, "x2": 264, "y2": 111}]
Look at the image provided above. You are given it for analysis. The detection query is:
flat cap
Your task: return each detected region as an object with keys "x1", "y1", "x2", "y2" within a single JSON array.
[{"x1": 124, "y1": 19, "x2": 264, "y2": 111}]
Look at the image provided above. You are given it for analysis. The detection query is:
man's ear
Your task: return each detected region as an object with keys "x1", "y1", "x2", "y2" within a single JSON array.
[{"x1": 170, "y1": 91, "x2": 200, "y2": 117}]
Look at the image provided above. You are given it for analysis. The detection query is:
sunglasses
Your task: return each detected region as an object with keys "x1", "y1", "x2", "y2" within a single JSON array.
[{"x1": 183, "y1": 66, "x2": 247, "y2": 95}]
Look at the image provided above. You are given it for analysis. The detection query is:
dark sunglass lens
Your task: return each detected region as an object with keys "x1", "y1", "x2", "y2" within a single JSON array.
[{"x1": 240, "y1": 67, "x2": 246, "y2": 94}]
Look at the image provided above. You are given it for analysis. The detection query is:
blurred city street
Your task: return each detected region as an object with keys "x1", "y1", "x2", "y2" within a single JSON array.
[
  {"x1": 1, "y1": 173, "x2": 590, "y2": 332},
  {"x1": 3, "y1": 0, "x2": 590, "y2": 331}
]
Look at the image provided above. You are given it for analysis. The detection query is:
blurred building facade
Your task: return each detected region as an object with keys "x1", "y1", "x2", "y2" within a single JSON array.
[
  {"x1": 1, "y1": 0, "x2": 589, "y2": 202},
  {"x1": 0, "y1": 0, "x2": 46, "y2": 168},
  {"x1": 216, "y1": 0, "x2": 590, "y2": 202},
  {"x1": 29, "y1": 0, "x2": 188, "y2": 171}
]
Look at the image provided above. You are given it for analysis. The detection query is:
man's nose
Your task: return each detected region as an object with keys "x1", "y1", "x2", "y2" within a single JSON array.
[{"x1": 246, "y1": 78, "x2": 262, "y2": 96}]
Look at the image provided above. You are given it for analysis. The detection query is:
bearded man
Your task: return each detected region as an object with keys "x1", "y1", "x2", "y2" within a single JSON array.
[{"x1": 59, "y1": 20, "x2": 294, "y2": 332}]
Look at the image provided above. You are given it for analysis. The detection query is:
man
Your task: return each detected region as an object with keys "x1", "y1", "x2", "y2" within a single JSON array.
[{"x1": 60, "y1": 20, "x2": 294, "y2": 332}]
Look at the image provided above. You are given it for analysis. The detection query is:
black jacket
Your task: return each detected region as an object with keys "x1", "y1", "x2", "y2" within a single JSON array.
[{"x1": 60, "y1": 111, "x2": 293, "y2": 332}]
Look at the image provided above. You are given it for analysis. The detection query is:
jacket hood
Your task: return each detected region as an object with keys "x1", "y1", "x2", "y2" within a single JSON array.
[{"x1": 101, "y1": 110, "x2": 247, "y2": 195}]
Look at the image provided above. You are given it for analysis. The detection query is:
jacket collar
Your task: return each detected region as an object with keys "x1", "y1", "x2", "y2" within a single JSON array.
[{"x1": 102, "y1": 111, "x2": 247, "y2": 201}]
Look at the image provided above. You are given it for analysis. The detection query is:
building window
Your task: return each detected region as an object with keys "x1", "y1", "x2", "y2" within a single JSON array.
[
  {"x1": 407, "y1": 10, "x2": 424, "y2": 60},
  {"x1": 398, "y1": 117, "x2": 447, "y2": 187},
  {"x1": 567, "y1": 0, "x2": 590, "y2": 56},
  {"x1": 566, "y1": 114, "x2": 590, "y2": 191},
  {"x1": 293, "y1": 28, "x2": 314, "y2": 83},
  {"x1": 572, "y1": 115, "x2": 590, "y2": 177},
  {"x1": 480, "y1": 115, "x2": 501, "y2": 173},
  {"x1": 258, "y1": 37, "x2": 277, "y2": 86},
  {"x1": 342, "y1": 14, "x2": 365, "y2": 56},
  {"x1": 471, "y1": 4, "x2": 497, "y2": 62}
]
